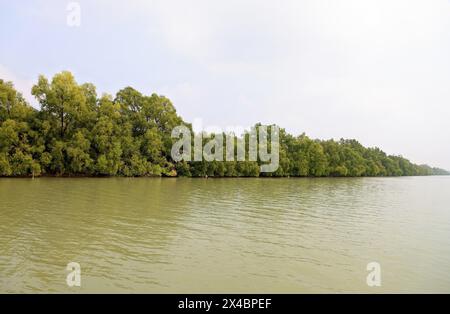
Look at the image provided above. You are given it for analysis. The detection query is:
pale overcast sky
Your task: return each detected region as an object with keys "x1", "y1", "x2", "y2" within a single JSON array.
[{"x1": 1, "y1": 0, "x2": 449, "y2": 169}]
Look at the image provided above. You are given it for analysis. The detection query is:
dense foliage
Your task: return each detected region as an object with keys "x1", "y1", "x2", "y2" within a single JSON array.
[{"x1": 0, "y1": 72, "x2": 447, "y2": 177}]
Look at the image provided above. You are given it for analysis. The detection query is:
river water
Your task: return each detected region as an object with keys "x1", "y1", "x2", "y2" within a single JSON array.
[{"x1": 0, "y1": 177, "x2": 449, "y2": 293}]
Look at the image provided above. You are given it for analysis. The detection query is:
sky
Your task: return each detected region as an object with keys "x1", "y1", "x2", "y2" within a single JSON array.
[{"x1": 1, "y1": 0, "x2": 450, "y2": 169}]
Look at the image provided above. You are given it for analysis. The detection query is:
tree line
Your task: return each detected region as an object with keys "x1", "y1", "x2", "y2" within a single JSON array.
[{"x1": 0, "y1": 71, "x2": 447, "y2": 177}]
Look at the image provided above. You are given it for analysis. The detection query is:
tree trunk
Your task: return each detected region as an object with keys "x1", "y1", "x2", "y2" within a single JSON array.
[{"x1": 60, "y1": 109, "x2": 64, "y2": 138}]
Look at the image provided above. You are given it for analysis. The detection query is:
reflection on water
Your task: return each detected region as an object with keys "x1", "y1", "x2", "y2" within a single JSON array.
[{"x1": 1, "y1": 177, "x2": 449, "y2": 293}]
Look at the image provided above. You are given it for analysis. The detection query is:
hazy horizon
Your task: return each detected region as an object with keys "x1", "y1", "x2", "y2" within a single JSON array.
[{"x1": 1, "y1": 0, "x2": 449, "y2": 169}]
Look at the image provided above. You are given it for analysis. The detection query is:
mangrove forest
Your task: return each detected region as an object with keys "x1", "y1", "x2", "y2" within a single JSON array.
[{"x1": 0, "y1": 71, "x2": 447, "y2": 178}]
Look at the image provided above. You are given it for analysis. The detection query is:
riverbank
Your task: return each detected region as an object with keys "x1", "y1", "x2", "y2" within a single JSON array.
[{"x1": 1, "y1": 173, "x2": 448, "y2": 179}]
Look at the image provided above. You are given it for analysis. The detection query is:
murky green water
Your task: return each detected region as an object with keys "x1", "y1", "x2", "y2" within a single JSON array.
[{"x1": 1, "y1": 177, "x2": 449, "y2": 293}]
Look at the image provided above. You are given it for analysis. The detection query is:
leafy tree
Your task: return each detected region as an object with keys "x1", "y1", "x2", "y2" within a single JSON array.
[
  {"x1": 0, "y1": 72, "x2": 447, "y2": 178},
  {"x1": 31, "y1": 71, "x2": 90, "y2": 139}
]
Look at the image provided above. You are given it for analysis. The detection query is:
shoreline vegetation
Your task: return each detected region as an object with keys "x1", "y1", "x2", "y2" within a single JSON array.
[{"x1": 0, "y1": 71, "x2": 448, "y2": 178}]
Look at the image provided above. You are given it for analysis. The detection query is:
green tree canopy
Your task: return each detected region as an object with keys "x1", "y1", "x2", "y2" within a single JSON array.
[{"x1": 0, "y1": 72, "x2": 447, "y2": 178}]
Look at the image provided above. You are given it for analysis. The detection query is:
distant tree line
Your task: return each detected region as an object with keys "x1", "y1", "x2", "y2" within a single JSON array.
[{"x1": 0, "y1": 72, "x2": 447, "y2": 177}]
